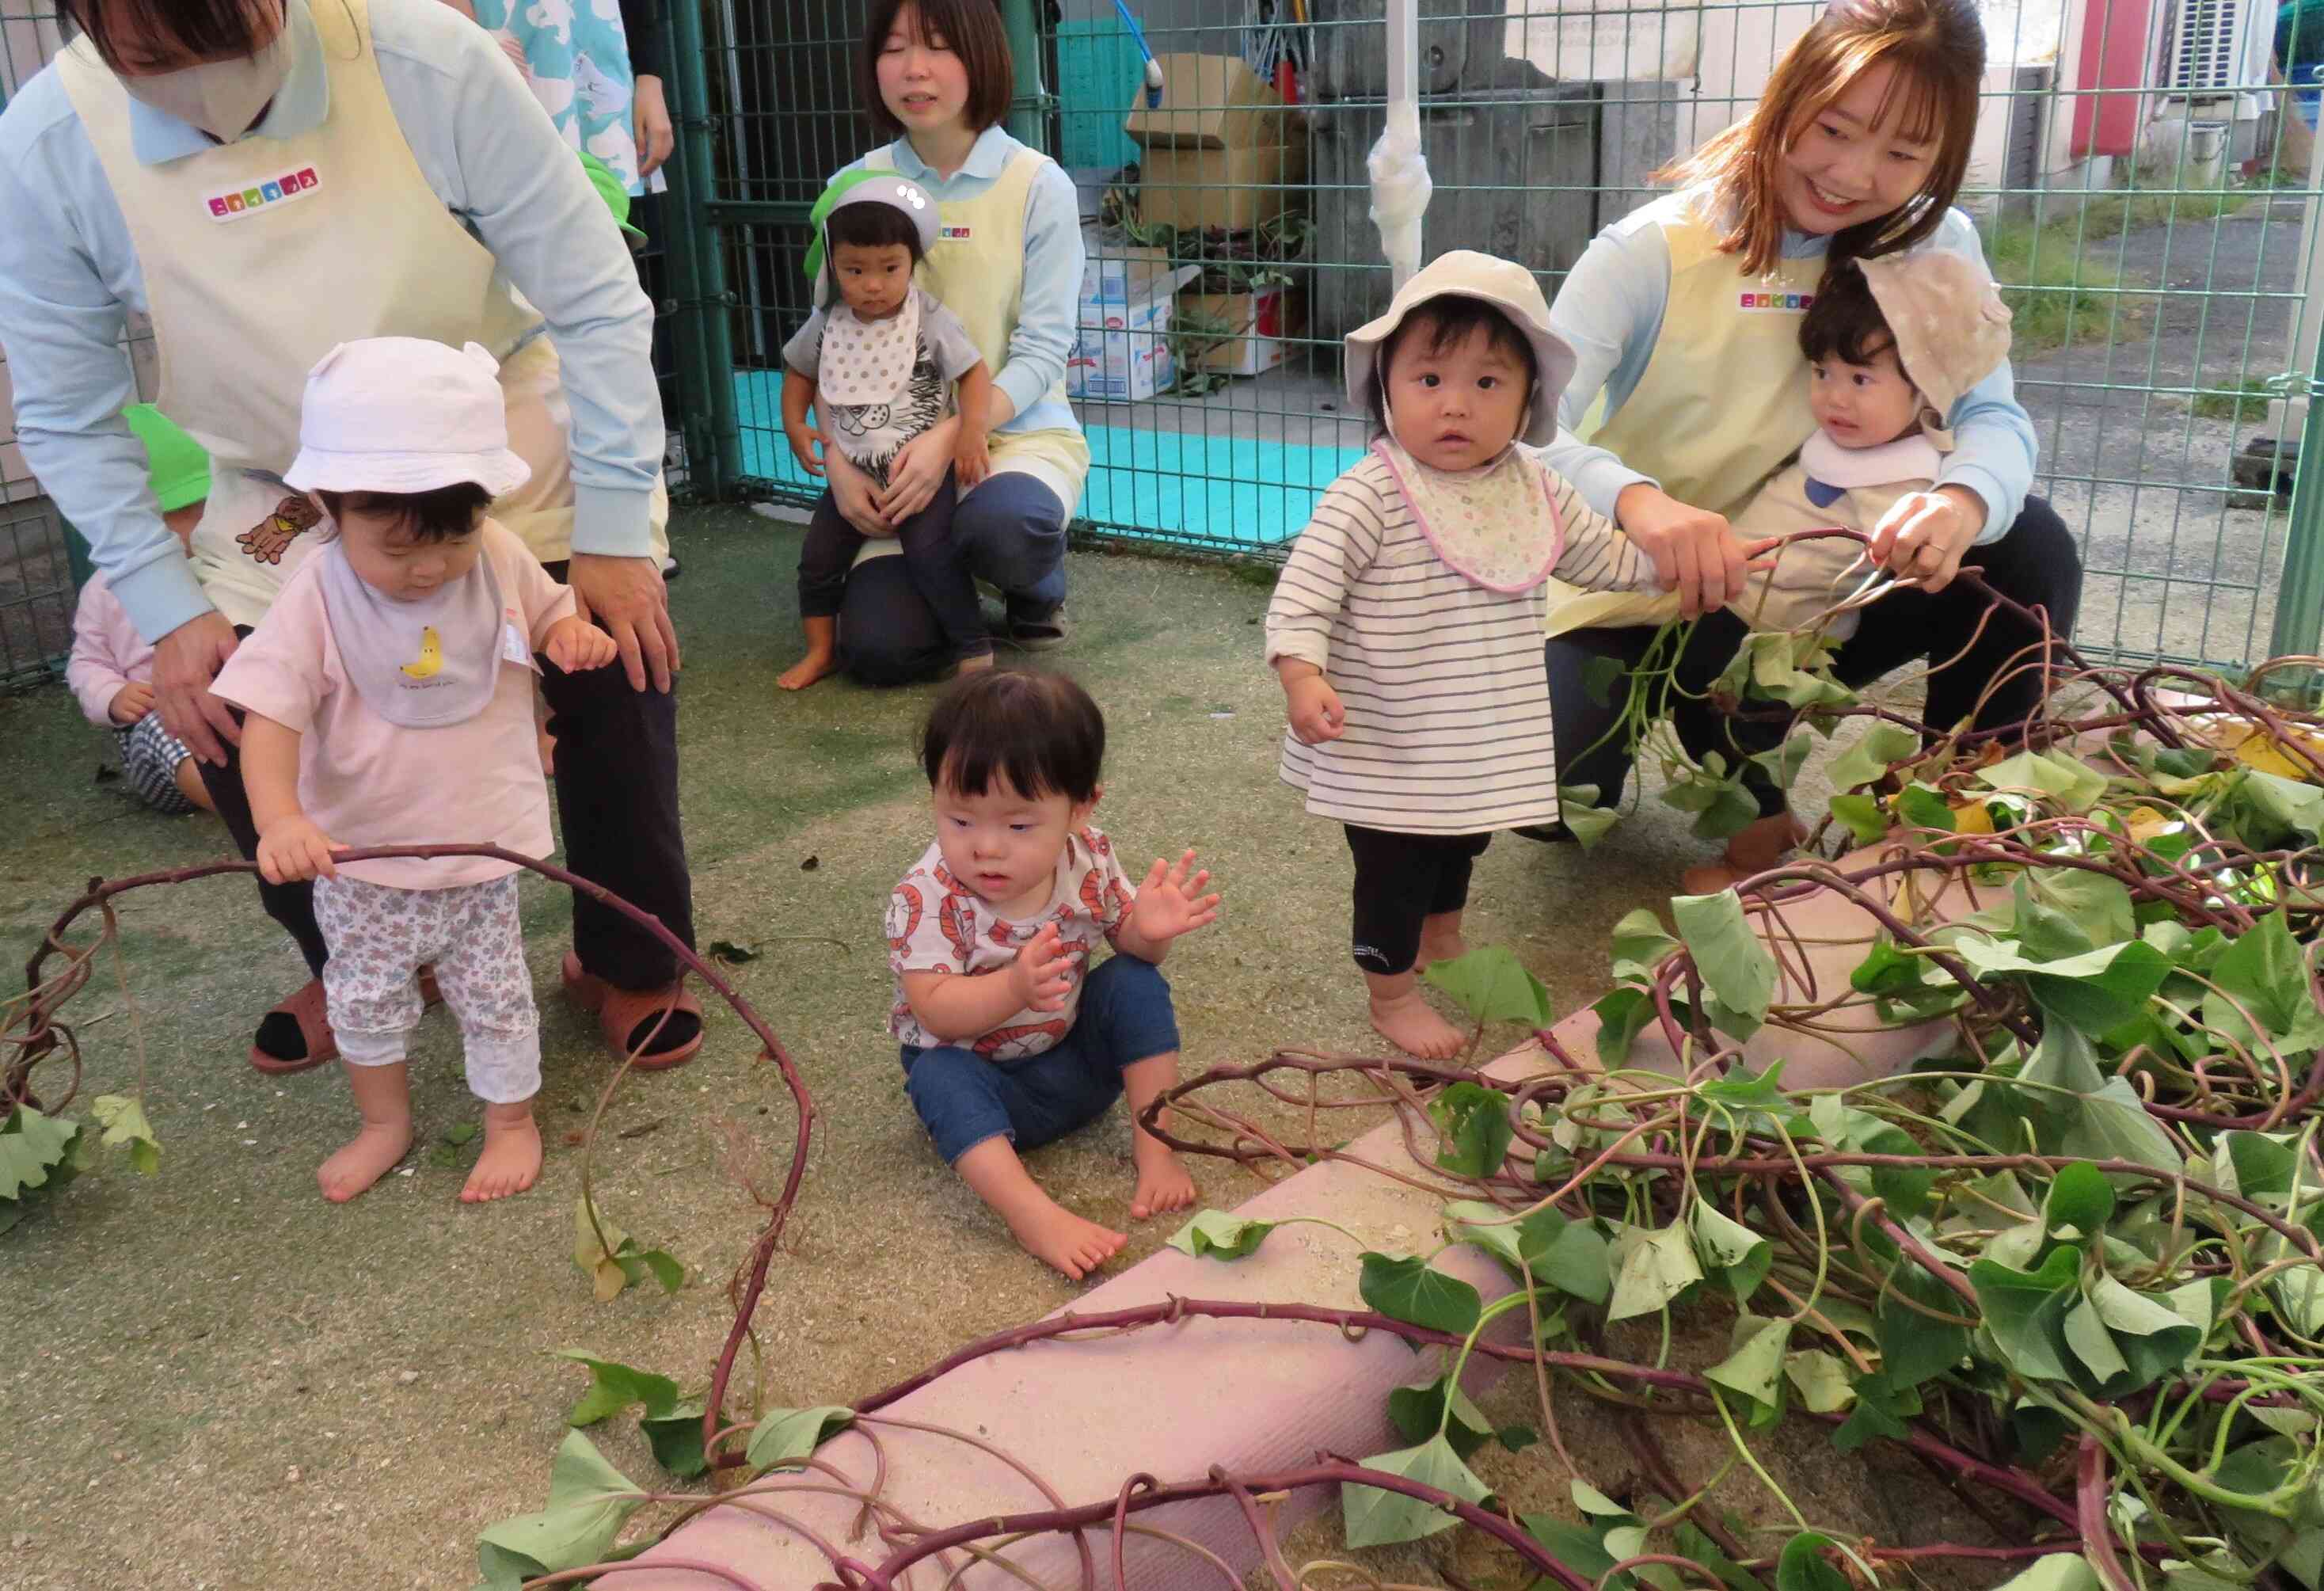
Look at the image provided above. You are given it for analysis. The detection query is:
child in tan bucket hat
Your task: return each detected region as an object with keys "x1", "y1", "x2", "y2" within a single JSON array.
[
  {"x1": 1728, "y1": 248, "x2": 2014, "y2": 639},
  {"x1": 1265, "y1": 250, "x2": 1759, "y2": 1059}
]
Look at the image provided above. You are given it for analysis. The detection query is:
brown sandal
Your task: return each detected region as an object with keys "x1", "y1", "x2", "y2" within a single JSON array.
[
  {"x1": 561, "y1": 952, "x2": 702, "y2": 1071},
  {"x1": 247, "y1": 969, "x2": 445, "y2": 1075},
  {"x1": 249, "y1": 977, "x2": 338, "y2": 1075}
]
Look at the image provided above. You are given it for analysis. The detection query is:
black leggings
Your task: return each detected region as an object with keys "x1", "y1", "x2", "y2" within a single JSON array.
[
  {"x1": 1546, "y1": 495, "x2": 2085, "y2": 815},
  {"x1": 1344, "y1": 824, "x2": 1493, "y2": 976}
]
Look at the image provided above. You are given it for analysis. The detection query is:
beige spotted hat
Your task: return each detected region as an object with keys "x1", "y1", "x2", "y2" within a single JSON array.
[
  {"x1": 1854, "y1": 249, "x2": 2014, "y2": 445},
  {"x1": 1344, "y1": 249, "x2": 1577, "y2": 448}
]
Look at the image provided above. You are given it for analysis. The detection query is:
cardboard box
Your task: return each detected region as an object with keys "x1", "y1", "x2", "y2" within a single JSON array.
[
  {"x1": 1080, "y1": 229, "x2": 1172, "y2": 299},
  {"x1": 1180, "y1": 286, "x2": 1307, "y2": 376},
  {"x1": 1122, "y1": 54, "x2": 1290, "y2": 150},
  {"x1": 1135, "y1": 139, "x2": 1310, "y2": 233},
  {"x1": 1070, "y1": 261, "x2": 1202, "y2": 402},
  {"x1": 1068, "y1": 288, "x2": 1176, "y2": 403},
  {"x1": 1124, "y1": 53, "x2": 1308, "y2": 234}
]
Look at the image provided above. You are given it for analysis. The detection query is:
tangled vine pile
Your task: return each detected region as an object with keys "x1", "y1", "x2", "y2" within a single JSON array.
[{"x1": 6, "y1": 552, "x2": 2324, "y2": 1591}]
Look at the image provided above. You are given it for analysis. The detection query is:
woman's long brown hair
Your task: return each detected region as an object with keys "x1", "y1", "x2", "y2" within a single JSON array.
[{"x1": 1659, "y1": 0, "x2": 1986, "y2": 276}]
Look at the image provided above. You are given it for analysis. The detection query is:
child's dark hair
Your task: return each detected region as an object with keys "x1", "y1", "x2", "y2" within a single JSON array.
[
  {"x1": 827, "y1": 200, "x2": 927, "y2": 268},
  {"x1": 920, "y1": 670, "x2": 1105, "y2": 805},
  {"x1": 1364, "y1": 295, "x2": 1537, "y2": 435},
  {"x1": 1798, "y1": 266, "x2": 1899, "y2": 370},
  {"x1": 315, "y1": 483, "x2": 493, "y2": 543},
  {"x1": 858, "y1": 0, "x2": 1015, "y2": 139}
]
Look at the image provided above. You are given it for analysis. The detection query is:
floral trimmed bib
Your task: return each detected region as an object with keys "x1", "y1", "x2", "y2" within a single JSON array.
[{"x1": 1374, "y1": 439, "x2": 1565, "y2": 593}]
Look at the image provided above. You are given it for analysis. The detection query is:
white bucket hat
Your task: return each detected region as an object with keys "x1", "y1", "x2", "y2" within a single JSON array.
[
  {"x1": 284, "y1": 337, "x2": 532, "y2": 499},
  {"x1": 1344, "y1": 249, "x2": 1577, "y2": 449}
]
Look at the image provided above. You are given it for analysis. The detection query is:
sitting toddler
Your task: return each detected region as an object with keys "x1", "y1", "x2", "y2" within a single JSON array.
[
  {"x1": 779, "y1": 173, "x2": 994, "y2": 688},
  {"x1": 886, "y1": 671, "x2": 1219, "y2": 1280},
  {"x1": 66, "y1": 404, "x2": 216, "y2": 816}
]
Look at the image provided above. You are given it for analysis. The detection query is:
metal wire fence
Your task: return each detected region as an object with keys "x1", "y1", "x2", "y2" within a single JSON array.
[
  {"x1": 680, "y1": 0, "x2": 2324, "y2": 675},
  {"x1": 3, "y1": 0, "x2": 2319, "y2": 681}
]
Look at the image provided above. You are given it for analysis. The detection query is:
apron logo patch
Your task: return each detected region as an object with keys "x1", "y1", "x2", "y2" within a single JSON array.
[
  {"x1": 206, "y1": 167, "x2": 321, "y2": 222},
  {"x1": 938, "y1": 224, "x2": 972, "y2": 242},
  {"x1": 1736, "y1": 290, "x2": 1814, "y2": 312}
]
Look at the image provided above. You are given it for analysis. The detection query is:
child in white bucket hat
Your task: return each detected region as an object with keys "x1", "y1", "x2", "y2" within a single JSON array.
[
  {"x1": 1725, "y1": 250, "x2": 2014, "y2": 640},
  {"x1": 1267, "y1": 250, "x2": 1743, "y2": 1059},
  {"x1": 213, "y1": 337, "x2": 620, "y2": 1207},
  {"x1": 778, "y1": 173, "x2": 996, "y2": 690}
]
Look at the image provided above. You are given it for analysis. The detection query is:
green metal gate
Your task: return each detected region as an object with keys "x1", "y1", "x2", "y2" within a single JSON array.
[{"x1": 663, "y1": 0, "x2": 2324, "y2": 674}]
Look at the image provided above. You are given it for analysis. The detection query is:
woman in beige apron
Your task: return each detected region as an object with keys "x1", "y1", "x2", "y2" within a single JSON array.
[
  {"x1": 812, "y1": 0, "x2": 1092, "y2": 684},
  {"x1": 0, "y1": 0, "x2": 702, "y2": 1071},
  {"x1": 1533, "y1": 0, "x2": 2081, "y2": 893}
]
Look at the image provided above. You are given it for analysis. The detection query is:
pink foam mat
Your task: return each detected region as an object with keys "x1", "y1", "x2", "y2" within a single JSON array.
[{"x1": 623, "y1": 860, "x2": 1957, "y2": 1587}]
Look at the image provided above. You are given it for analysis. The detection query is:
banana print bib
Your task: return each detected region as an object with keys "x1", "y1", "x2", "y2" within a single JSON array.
[{"x1": 317, "y1": 538, "x2": 515, "y2": 727}]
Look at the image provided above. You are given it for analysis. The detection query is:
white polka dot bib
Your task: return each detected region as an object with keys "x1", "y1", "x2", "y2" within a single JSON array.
[
  {"x1": 1373, "y1": 438, "x2": 1566, "y2": 594},
  {"x1": 818, "y1": 295, "x2": 922, "y2": 407}
]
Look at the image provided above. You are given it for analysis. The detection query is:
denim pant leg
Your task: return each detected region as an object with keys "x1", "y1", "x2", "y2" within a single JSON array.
[
  {"x1": 902, "y1": 955, "x2": 1180, "y2": 1162},
  {"x1": 837, "y1": 554, "x2": 951, "y2": 687},
  {"x1": 892, "y1": 470, "x2": 992, "y2": 660},
  {"x1": 954, "y1": 471, "x2": 1067, "y2": 623}
]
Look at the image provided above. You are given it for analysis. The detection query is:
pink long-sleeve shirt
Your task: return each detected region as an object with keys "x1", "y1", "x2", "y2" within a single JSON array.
[{"x1": 66, "y1": 573, "x2": 153, "y2": 728}]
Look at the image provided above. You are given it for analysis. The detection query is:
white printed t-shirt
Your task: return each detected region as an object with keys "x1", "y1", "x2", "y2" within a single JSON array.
[{"x1": 886, "y1": 826, "x2": 1138, "y2": 1061}]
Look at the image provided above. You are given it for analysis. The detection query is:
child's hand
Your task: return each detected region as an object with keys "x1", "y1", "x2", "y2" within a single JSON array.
[
  {"x1": 257, "y1": 815, "x2": 340, "y2": 884},
  {"x1": 954, "y1": 429, "x2": 991, "y2": 490},
  {"x1": 1128, "y1": 850, "x2": 1221, "y2": 944},
  {"x1": 108, "y1": 680, "x2": 156, "y2": 726},
  {"x1": 1284, "y1": 673, "x2": 1345, "y2": 744},
  {"x1": 1008, "y1": 923, "x2": 1075, "y2": 1013},
  {"x1": 545, "y1": 615, "x2": 619, "y2": 673},
  {"x1": 786, "y1": 426, "x2": 827, "y2": 478}
]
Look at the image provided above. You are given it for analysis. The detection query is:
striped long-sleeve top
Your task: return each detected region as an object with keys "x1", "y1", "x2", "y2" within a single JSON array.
[{"x1": 1265, "y1": 449, "x2": 1656, "y2": 835}]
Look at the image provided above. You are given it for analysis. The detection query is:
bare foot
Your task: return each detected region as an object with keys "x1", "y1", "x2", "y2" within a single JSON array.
[
  {"x1": 318, "y1": 1119, "x2": 413, "y2": 1202},
  {"x1": 462, "y1": 1110, "x2": 542, "y2": 1203},
  {"x1": 1129, "y1": 1140, "x2": 1196, "y2": 1220},
  {"x1": 778, "y1": 650, "x2": 838, "y2": 691},
  {"x1": 538, "y1": 728, "x2": 557, "y2": 778},
  {"x1": 1005, "y1": 1200, "x2": 1128, "y2": 1281},
  {"x1": 953, "y1": 651, "x2": 995, "y2": 676},
  {"x1": 1370, "y1": 986, "x2": 1466, "y2": 1060},
  {"x1": 1417, "y1": 926, "x2": 1470, "y2": 969}
]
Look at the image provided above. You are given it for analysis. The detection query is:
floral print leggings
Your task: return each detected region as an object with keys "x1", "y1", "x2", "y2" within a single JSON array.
[{"x1": 313, "y1": 874, "x2": 541, "y2": 1104}]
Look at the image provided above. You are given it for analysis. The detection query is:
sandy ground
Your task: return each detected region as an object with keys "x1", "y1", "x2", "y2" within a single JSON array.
[{"x1": 2, "y1": 507, "x2": 1908, "y2": 1589}]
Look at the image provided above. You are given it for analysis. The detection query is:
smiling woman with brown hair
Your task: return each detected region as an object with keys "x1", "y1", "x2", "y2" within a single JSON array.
[{"x1": 1532, "y1": 0, "x2": 2082, "y2": 892}]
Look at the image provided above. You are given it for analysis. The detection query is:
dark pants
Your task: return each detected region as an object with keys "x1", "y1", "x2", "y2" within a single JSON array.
[
  {"x1": 1344, "y1": 824, "x2": 1494, "y2": 975},
  {"x1": 1546, "y1": 496, "x2": 2085, "y2": 816},
  {"x1": 900, "y1": 954, "x2": 1179, "y2": 1163},
  {"x1": 838, "y1": 470, "x2": 1067, "y2": 687},
  {"x1": 201, "y1": 587, "x2": 696, "y2": 992},
  {"x1": 800, "y1": 474, "x2": 987, "y2": 663}
]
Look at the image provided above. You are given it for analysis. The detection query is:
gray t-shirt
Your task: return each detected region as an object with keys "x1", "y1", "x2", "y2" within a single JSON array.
[{"x1": 782, "y1": 288, "x2": 983, "y2": 485}]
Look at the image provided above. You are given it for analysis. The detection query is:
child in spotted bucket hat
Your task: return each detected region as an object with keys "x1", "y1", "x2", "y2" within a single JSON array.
[
  {"x1": 778, "y1": 173, "x2": 995, "y2": 689},
  {"x1": 1725, "y1": 248, "x2": 2014, "y2": 638}
]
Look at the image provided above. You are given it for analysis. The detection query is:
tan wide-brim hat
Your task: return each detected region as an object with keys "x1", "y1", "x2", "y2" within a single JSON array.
[
  {"x1": 1344, "y1": 249, "x2": 1577, "y2": 449},
  {"x1": 1854, "y1": 249, "x2": 2014, "y2": 447}
]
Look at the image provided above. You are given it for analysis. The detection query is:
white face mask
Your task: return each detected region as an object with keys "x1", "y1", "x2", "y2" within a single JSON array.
[{"x1": 116, "y1": 21, "x2": 293, "y2": 141}]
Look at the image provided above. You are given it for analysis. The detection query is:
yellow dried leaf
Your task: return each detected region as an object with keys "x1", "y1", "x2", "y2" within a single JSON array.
[
  {"x1": 2124, "y1": 805, "x2": 2173, "y2": 845},
  {"x1": 2232, "y1": 726, "x2": 2324, "y2": 782},
  {"x1": 572, "y1": 1197, "x2": 632, "y2": 1302},
  {"x1": 1947, "y1": 800, "x2": 1995, "y2": 835}
]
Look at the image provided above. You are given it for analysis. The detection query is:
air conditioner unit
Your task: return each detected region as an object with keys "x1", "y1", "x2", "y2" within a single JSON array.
[{"x1": 2162, "y1": 0, "x2": 2271, "y2": 114}]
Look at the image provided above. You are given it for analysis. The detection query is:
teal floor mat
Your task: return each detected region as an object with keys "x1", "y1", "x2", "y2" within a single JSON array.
[{"x1": 734, "y1": 368, "x2": 1360, "y2": 549}]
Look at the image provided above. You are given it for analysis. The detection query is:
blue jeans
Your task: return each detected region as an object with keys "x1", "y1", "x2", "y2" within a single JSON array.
[
  {"x1": 901, "y1": 954, "x2": 1180, "y2": 1164},
  {"x1": 839, "y1": 471, "x2": 1068, "y2": 686}
]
